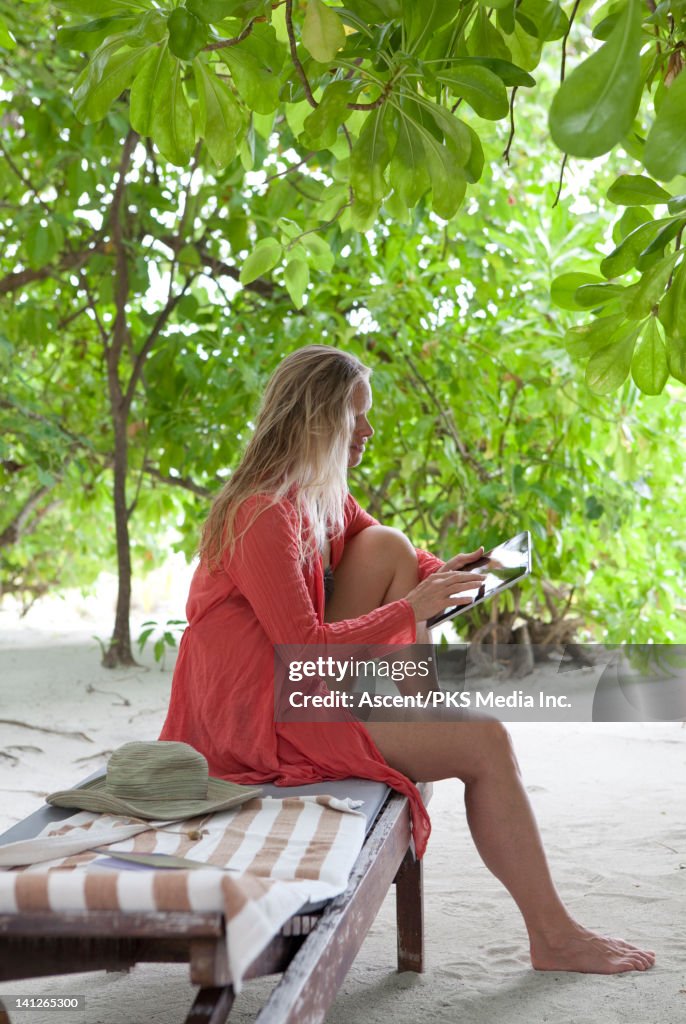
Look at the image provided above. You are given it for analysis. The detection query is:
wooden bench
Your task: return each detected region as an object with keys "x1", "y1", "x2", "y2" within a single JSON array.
[{"x1": 0, "y1": 779, "x2": 432, "y2": 1024}]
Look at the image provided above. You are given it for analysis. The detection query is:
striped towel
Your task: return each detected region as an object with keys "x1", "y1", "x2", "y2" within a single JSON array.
[{"x1": 0, "y1": 795, "x2": 366, "y2": 991}]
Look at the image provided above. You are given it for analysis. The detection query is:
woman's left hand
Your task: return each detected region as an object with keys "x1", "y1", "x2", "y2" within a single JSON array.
[{"x1": 442, "y1": 547, "x2": 485, "y2": 572}]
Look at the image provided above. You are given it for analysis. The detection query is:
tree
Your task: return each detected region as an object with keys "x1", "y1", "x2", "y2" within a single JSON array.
[
  {"x1": 1, "y1": 1, "x2": 685, "y2": 660},
  {"x1": 9, "y1": 0, "x2": 684, "y2": 395}
]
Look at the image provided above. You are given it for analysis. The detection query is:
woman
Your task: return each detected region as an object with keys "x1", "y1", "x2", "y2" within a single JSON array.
[{"x1": 160, "y1": 345, "x2": 654, "y2": 975}]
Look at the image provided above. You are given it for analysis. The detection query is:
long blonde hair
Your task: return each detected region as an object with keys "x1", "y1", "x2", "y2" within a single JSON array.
[{"x1": 200, "y1": 345, "x2": 372, "y2": 570}]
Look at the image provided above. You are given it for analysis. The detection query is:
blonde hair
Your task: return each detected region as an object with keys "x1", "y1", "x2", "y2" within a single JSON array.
[{"x1": 200, "y1": 345, "x2": 372, "y2": 570}]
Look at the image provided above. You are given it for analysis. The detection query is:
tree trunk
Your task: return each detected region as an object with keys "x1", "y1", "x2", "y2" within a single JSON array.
[
  {"x1": 101, "y1": 129, "x2": 139, "y2": 669},
  {"x1": 102, "y1": 399, "x2": 137, "y2": 668}
]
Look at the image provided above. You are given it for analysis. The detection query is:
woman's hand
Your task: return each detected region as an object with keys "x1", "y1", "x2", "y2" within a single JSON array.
[
  {"x1": 443, "y1": 546, "x2": 485, "y2": 572},
  {"x1": 405, "y1": 568, "x2": 486, "y2": 623}
]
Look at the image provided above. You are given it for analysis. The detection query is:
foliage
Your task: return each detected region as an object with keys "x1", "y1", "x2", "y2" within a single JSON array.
[
  {"x1": 11, "y1": 0, "x2": 684, "y2": 396},
  {"x1": 138, "y1": 617, "x2": 187, "y2": 667},
  {"x1": 1, "y1": 1, "x2": 685, "y2": 655}
]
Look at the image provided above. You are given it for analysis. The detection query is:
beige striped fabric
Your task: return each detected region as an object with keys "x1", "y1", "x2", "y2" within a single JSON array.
[{"x1": 0, "y1": 795, "x2": 366, "y2": 992}]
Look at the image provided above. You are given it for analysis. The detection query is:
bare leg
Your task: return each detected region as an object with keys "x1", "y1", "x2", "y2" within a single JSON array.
[
  {"x1": 326, "y1": 525, "x2": 656, "y2": 974},
  {"x1": 325, "y1": 525, "x2": 439, "y2": 696}
]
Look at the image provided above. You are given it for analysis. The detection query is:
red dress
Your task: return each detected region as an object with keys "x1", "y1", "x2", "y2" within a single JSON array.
[{"x1": 159, "y1": 491, "x2": 444, "y2": 858}]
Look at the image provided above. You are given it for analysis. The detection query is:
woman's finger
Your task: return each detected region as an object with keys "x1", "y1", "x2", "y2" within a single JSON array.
[
  {"x1": 434, "y1": 570, "x2": 486, "y2": 584},
  {"x1": 445, "y1": 578, "x2": 485, "y2": 594},
  {"x1": 444, "y1": 547, "x2": 484, "y2": 570}
]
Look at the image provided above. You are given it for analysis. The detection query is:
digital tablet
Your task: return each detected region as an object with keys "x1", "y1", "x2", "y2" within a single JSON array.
[{"x1": 427, "y1": 530, "x2": 532, "y2": 629}]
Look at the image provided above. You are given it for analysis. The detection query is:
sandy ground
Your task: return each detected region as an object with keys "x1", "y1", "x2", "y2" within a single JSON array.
[{"x1": 0, "y1": 591, "x2": 685, "y2": 1024}]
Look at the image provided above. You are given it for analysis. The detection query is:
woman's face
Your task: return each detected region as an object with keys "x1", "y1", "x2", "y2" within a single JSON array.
[{"x1": 348, "y1": 380, "x2": 374, "y2": 469}]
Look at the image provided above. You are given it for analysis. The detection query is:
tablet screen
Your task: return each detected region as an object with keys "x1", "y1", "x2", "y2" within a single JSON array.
[{"x1": 427, "y1": 531, "x2": 532, "y2": 629}]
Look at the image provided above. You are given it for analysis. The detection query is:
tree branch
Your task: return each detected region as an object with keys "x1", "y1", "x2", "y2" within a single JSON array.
[
  {"x1": 110, "y1": 129, "x2": 138, "y2": 372},
  {"x1": 0, "y1": 242, "x2": 106, "y2": 296},
  {"x1": 285, "y1": 0, "x2": 318, "y2": 108},
  {"x1": 0, "y1": 479, "x2": 64, "y2": 548},
  {"x1": 402, "y1": 353, "x2": 492, "y2": 482},
  {"x1": 552, "y1": 153, "x2": 568, "y2": 208},
  {"x1": 502, "y1": 86, "x2": 518, "y2": 164},
  {"x1": 168, "y1": 142, "x2": 203, "y2": 304},
  {"x1": 560, "y1": 0, "x2": 583, "y2": 83},
  {"x1": 124, "y1": 275, "x2": 196, "y2": 408},
  {"x1": 204, "y1": 18, "x2": 256, "y2": 50},
  {"x1": 142, "y1": 463, "x2": 213, "y2": 498},
  {"x1": 0, "y1": 141, "x2": 52, "y2": 215},
  {"x1": 159, "y1": 237, "x2": 275, "y2": 296}
]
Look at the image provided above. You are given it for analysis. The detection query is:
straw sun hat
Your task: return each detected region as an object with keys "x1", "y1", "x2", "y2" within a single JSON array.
[{"x1": 47, "y1": 741, "x2": 262, "y2": 821}]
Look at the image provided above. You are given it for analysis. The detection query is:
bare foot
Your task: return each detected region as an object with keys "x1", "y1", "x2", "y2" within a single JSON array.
[{"x1": 530, "y1": 921, "x2": 656, "y2": 974}]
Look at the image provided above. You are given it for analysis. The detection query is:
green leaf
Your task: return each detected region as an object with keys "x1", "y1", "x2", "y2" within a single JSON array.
[
  {"x1": 550, "y1": 271, "x2": 605, "y2": 310},
  {"x1": 631, "y1": 317, "x2": 669, "y2": 394},
  {"x1": 585, "y1": 324, "x2": 641, "y2": 394},
  {"x1": 130, "y1": 43, "x2": 170, "y2": 136},
  {"x1": 0, "y1": 14, "x2": 16, "y2": 50},
  {"x1": 637, "y1": 217, "x2": 686, "y2": 266},
  {"x1": 138, "y1": 626, "x2": 155, "y2": 650},
  {"x1": 606, "y1": 174, "x2": 672, "y2": 206},
  {"x1": 342, "y1": 0, "x2": 401, "y2": 22},
  {"x1": 422, "y1": 102, "x2": 472, "y2": 169},
  {"x1": 600, "y1": 217, "x2": 675, "y2": 279},
  {"x1": 222, "y1": 24, "x2": 283, "y2": 114},
  {"x1": 351, "y1": 106, "x2": 392, "y2": 206},
  {"x1": 666, "y1": 334, "x2": 686, "y2": 384},
  {"x1": 644, "y1": 70, "x2": 686, "y2": 181},
  {"x1": 424, "y1": 138, "x2": 466, "y2": 218},
  {"x1": 536, "y1": 0, "x2": 569, "y2": 41},
  {"x1": 390, "y1": 110, "x2": 431, "y2": 207},
  {"x1": 436, "y1": 66, "x2": 509, "y2": 120},
  {"x1": 301, "y1": 233, "x2": 335, "y2": 272},
  {"x1": 548, "y1": 0, "x2": 642, "y2": 158},
  {"x1": 186, "y1": 0, "x2": 270, "y2": 23},
  {"x1": 612, "y1": 206, "x2": 653, "y2": 245},
  {"x1": 625, "y1": 252, "x2": 680, "y2": 320},
  {"x1": 57, "y1": 15, "x2": 136, "y2": 50},
  {"x1": 25, "y1": 222, "x2": 62, "y2": 269},
  {"x1": 73, "y1": 36, "x2": 151, "y2": 123},
  {"x1": 150, "y1": 54, "x2": 195, "y2": 166},
  {"x1": 445, "y1": 57, "x2": 535, "y2": 88},
  {"x1": 563, "y1": 313, "x2": 626, "y2": 358},
  {"x1": 667, "y1": 195, "x2": 686, "y2": 215},
  {"x1": 658, "y1": 259, "x2": 686, "y2": 338},
  {"x1": 467, "y1": 9, "x2": 512, "y2": 62},
  {"x1": 575, "y1": 281, "x2": 628, "y2": 309},
  {"x1": 193, "y1": 59, "x2": 243, "y2": 167},
  {"x1": 284, "y1": 254, "x2": 309, "y2": 307},
  {"x1": 405, "y1": 0, "x2": 460, "y2": 52},
  {"x1": 55, "y1": 0, "x2": 144, "y2": 13},
  {"x1": 302, "y1": 0, "x2": 346, "y2": 63},
  {"x1": 502, "y1": 20, "x2": 541, "y2": 72},
  {"x1": 167, "y1": 8, "x2": 208, "y2": 62},
  {"x1": 302, "y1": 80, "x2": 359, "y2": 147},
  {"x1": 239, "y1": 237, "x2": 283, "y2": 284}
]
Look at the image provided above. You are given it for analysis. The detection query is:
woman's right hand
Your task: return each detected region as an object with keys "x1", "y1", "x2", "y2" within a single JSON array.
[{"x1": 405, "y1": 569, "x2": 486, "y2": 623}]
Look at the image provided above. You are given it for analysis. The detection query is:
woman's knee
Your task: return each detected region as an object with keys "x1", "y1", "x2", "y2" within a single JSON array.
[
  {"x1": 326, "y1": 525, "x2": 419, "y2": 620},
  {"x1": 458, "y1": 719, "x2": 520, "y2": 783},
  {"x1": 347, "y1": 524, "x2": 416, "y2": 568}
]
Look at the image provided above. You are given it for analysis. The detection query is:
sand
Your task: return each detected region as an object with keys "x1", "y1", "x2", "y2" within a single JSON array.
[{"x1": 0, "y1": 592, "x2": 685, "y2": 1024}]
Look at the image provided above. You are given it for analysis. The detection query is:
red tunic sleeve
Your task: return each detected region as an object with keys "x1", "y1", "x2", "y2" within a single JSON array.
[
  {"x1": 227, "y1": 495, "x2": 417, "y2": 647},
  {"x1": 343, "y1": 492, "x2": 445, "y2": 580}
]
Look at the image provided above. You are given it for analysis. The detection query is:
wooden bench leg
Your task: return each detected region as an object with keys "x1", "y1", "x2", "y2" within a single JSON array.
[
  {"x1": 185, "y1": 986, "x2": 235, "y2": 1024},
  {"x1": 394, "y1": 848, "x2": 424, "y2": 973}
]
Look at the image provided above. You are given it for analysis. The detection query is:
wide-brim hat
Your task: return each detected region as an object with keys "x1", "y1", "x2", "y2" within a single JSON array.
[{"x1": 47, "y1": 741, "x2": 262, "y2": 820}]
